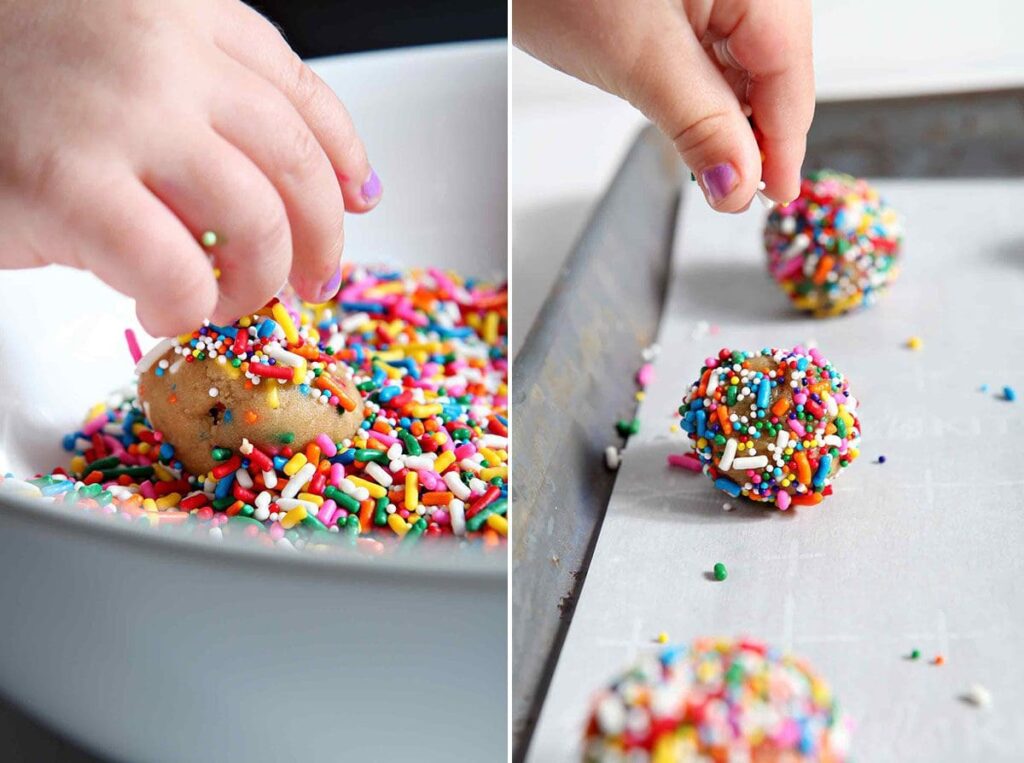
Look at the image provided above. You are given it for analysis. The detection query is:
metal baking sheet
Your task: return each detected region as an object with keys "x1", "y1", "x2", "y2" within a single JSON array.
[{"x1": 527, "y1": 178, "x2": 1024, "y2": 761}]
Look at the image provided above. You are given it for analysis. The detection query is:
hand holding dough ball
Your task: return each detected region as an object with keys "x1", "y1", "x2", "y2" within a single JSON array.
[
  {"x1": 764, "y1": 170, "x2": 902, "y2": 318},
  {"x1": 679, "y1": 346, "x2": 860, "y2": 509},
  {"x1": 583, "y1": 637, "x2": 849, "y2": 763},
  {"x1": 138, "y1": 300, "x2": 364, "y2": 475}
]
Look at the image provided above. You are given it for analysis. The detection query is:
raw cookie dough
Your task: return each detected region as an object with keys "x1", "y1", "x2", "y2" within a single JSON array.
[
  {"x1": 678, "y1": 346, "x2": 860, "y2": 509},
  {"x1": 138, "y1": 300, "x2": 364, "y2": 475},
  {"x1": 583, "y1": 637, "x2": 849, "y2": 763},
  {"x1": 764, "y1": 169, "x2": 902, "y2": 317}
]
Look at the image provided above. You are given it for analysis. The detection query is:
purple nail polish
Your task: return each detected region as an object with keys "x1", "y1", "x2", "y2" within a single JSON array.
[
  {"x1": 318, "y1": 267, "x2": 342, "y2": 302},
  {"x1": 700, "y1": 163, "x2": 739, "y2": 205},
  {"x1": 361, "y1": 169, "x2": 382, "y2": 203}
]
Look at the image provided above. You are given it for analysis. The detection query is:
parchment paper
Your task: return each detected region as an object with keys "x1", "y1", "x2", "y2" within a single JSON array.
[{"x1": 527, "y1": 180, "x2": 1024, "y2": 762}]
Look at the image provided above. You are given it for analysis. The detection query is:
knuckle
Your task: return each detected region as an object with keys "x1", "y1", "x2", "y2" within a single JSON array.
[
  {"x1": 274, "y1": 123, "x2": 325, "y2": 184},
  {"x1": 671, "y1": 111, "x2": 732, "y2": 158}
]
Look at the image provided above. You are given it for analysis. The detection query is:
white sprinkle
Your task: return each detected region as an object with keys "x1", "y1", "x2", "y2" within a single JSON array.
[
  {"x1": 208, "y1": 387, "x2": 219, "y2": 398},
  {"x1": 449, "y1": 499, "x2": 466, "y2": 535},
  {"x1": 365, "y1": 461, "x2": 393, "y2": 487},
  {"x1": 276, "y1": 497, "x2": 317, "y2": 512},
  {"x1": 281, "y1": 463, "x2": 316, "y2": 499},
  {"x1": 783, "y1": 232, "x2": 811, "y2": 259},
  {"x1": 234, "y1": 469, "x2": 253, "y2": 489},
  {"x1": 776, "y1": 430, "x2": 790, "y2": 451},
  {"x1": 963, "y1": 684, "x2": 992, "y2": 708},
  {"x1": 718, "y1": 438, "x2": 738, "y2": 472},
  {"x1": 134, "y1": 338, "x2": 175, "y2": 375},
  {"x1": 755, "y1": 181, "x2": 774, "y2": 209},
  {"x1": 262, "y1": 469, "x2": 278, "y2": 490},
  {"x1": 732, "y1": 455, "x2": 769, "y2": 470},
  {"x1": 722, "y1": 502, "x2": 734, "y2": 511},
  {"x1": 706, "y1": 370, "x2": 720, "y2": 396},
  {"x1": 445, "y1": 472, "x2": 472, "y2": 501},
  {"x1": 605, "y1": 446, "x2": 621, "y2": 471}
]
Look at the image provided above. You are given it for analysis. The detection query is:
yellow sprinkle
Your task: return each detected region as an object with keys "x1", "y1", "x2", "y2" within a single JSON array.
[
  {"x1": 371, "y1": 350, "x2": 404, "y2": 362},
  {"x1": 348, "y1": 476, "x2": 386, "y2": 499},
  {"x1": 657, "y1": 631, "x2": 669, "y2": 644},
  {"x1": 635, "y1": 391, "x2": 646, "y2": 401},
  {"x1": 906, "y1": 336, "x2": 923, "y2": 350},
  {"x1": 410, "y1": 404, "x2": 443, "y2": 418},
  {"x1": 283, "y1": 453, "x2": 307, "y2": 476},
  {"x1": 238, "y1": 316, "x2": 252, "y2": 328},
  {"x1": 137, "y1": 442, "x2": 151, "y2": 455},
  {"x1": 388, "y1": 513, "x2": 410, "y2": 536},
  {"x1": 483, "y1": 311, "x2": 500, "y2": 346},
  {"x1": 212, "y1": 267, "x2": 222, "y2": 280},
  {"x1": 142, "y1": 498, "x2": 158, "y2": 513},
  {"x1": 405, "y1": 472, "x2": 419, "y2": 511},
  {"x1": 480, "y1": 447, "x2": 503, "y2": 466},
  {"x1": 152, "y1": 463, "x2": 174, "y2": 482},
  {"x1": 267, "y1": 384, "x2": 280, "y2": 410},
  {"x1": 669, "y1": 424, "x2": 680, "y2": 433},
  {"x1": 480, "y1": 466, "x2": 508, "y2": 481},
  {"x1": 297, "y1": 492, "x2": 324, "y2": 506},
  {"x1": 281, "y1": 505, "x2": 307, "y2": 529},
  {"x1": 272, "y1": 302, "x2": 299, "y2": 345},
  {"x1": 485, "y1": 514, "x2": 507, "y2": 535},
  {"x1": 86, "y1": 403, "x2": 106, "y2": 419},
  {"x1": 434, "y1": 451, "x2": 456, "y2": 473},
  {"x1": 291, "y1": 360, "x2": 307, "y2": 385},
  {"x1": 155, "y1": 493, "x2": 181, "y2": 510},
  {"x1": 70, "y1": 455, "x2": 86, "y2": 475}
]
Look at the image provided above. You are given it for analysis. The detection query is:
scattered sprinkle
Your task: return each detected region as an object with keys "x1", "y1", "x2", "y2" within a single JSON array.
[
  {"x1": 906, "y1": 336, "x2": 923, "y2": 351},
  {"x1": 200, "y1": 230, "x2": 219, "y2": 247},
  {"x1": 616, "y1": 418, "x2": 640, "y2": 438},
  {"x1": 722, "y1": 502, "x2": 733, "y2": 511},
  {"x1": 713, "y1": 562, "x2": 728, "y2": 581},
  {"x1": 666, "y1": 453, "x2": 702, "y2": 472},
  {"x1": 962, "y1": 684, "x2": 992, "y2": 708},
  {"x1": 604, "y1": 446, "x2": 621, "y2": 471},
  {"x1": 1003, "y1": 386, "x2": 1016, "y2": 402},
  {"x1": 124, "y1": 329, "x2": 142, "y2": 365},
  {"x1": 656, "y1": 632, "x2": 669, "y2": 644},
  {"x1": 909, "y1": 649, "x2": 921, "y2": 660},
  {"x1": 877, "y1": 455, "x2": 886, "y2": 464},
  {"x1": 934, "y1": 654, "x2": 946, "y2": 666}
]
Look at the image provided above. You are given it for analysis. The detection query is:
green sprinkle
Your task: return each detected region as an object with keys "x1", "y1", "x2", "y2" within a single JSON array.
[
  {"x1": 398, "y1": 430, "x2": 422, "y2": 456},
  {"x1": 713, "y1": 562, "x2": 728, "y2": 581},
  {"x1": 84, "y1": 455, "x2": 120, "y2": 473},
  {"x1": 301, "y1": 514, "x2": 327, "y2": 531},
  {"x1": 373, "y1": 496, "x2": 389, "y2": 526},
  {"x1": 354, "y1": 448, "x2": 389, "y2": 464},
  {"x1": 210, "y1": 447, "x2": 233, "y2": 462},
  {"x1": 212, "y1": 496, "x2": 235, "y2": 511},
  {"x1": 616, "y1": 418, "x2": 640, "y2": 437},
  {"x1": 278, "y1": 432, "x2": 295, "y2": 444},
  {"x1": 200, "y1": 230, "x2": 219, "y2": 247},
  {"x1": 910, "y1": 649, "x2": 920, "y2": 660},
  {"x1": 324, "y1": 486, "x2": 360, "y2": 512}
]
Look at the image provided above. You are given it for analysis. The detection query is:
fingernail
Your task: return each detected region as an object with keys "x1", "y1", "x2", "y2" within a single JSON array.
[
  {"x1": 361, "y1": 169, "x2": 382, "y2": 203},
  {"x1": 318, "y1": 267, "x2": 342, "y2": 302},
  {"x1": 699, "y1": 163, "x2": 739, "y2": 206}
]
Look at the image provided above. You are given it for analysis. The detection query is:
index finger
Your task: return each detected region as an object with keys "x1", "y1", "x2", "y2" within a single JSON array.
[{"x1": 714, "y1": 0, "x2": 815, "y2": 203}]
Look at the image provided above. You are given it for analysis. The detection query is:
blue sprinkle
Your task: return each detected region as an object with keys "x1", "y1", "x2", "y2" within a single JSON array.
[
  {"x1": 757, "y1": 378, "x2": 771, "y2": 409},
  {"x1": 159, "y1": 443, "x2": 175, "y2": 460},
  {"x1": 696, "y1": 410, "x2": 707, "y2": 438},
  {"x1": 272, "y1": 456, "x2": 288, "y2": 472},
  {"x1": 223, "y1": 409, "x2": 233, "y2": 424},
  {"x1": 214, "y1": 472, "x2": 235, "y2": 499},
  {"x1": 208, "y1": 323, "x2": 238, "y2": 338},
  {"x1": 813, "y1": 454, "x2": 833, "y2": 487},
  {"x1": 714, "y1": 477, "x2": 742, "y2": 498},
  {"x1": 257, "y1": 320, "x2": 278, "y2": 338},
  {"x1": 41, "y1": 480, "x2": 74, "y2": 497},
  {"x1": 797, "y1": 357, "x2": 809, "y2": 371},
  {"x1": 1004, "y1": 386, "x2": 1017, "y2": 402}
]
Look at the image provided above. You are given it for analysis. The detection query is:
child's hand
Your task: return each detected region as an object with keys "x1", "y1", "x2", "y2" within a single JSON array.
[
  {"x1": 514, "y1": 0, "x2": 813, "y2": 212},
  {"x1": 0, "y1": 0, "x2": 381, "y2": 335}
]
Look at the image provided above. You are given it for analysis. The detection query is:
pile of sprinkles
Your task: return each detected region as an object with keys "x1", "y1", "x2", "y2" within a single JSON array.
[
  {"x1": 679, "y1": 346, "x2": 861, "y2": 509},
  {"x1": 583, "y1": 637, "x2": 850, "y2": 762},
  {"x1": 0, "y1": 264, "x2": 508, "y2": 552},
  {"x1": 764, "y1": 169, "x2": 902, "y2": 318}
]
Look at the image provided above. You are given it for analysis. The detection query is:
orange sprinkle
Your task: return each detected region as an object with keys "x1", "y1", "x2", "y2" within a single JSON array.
[
  {"x1": 244, "y1": 410, "x2": 259, "y2": 424},
  {"x1": 934, "y1": 655, "x2": 945, "y2": 666},
  {"x1": 794, "y1": 452, "x2": 812, "y2": 485},
  {"x1": 422, "y1": 491, "x2": 454, "y2": 506},
  {"x1": 717, "y1": 405, "x2": 732, "y2": 436},
  {"x1": 812, "y1": 255, "x2": 835, "y2": 285},
  {"x1": 791, "y1": 492, "x2": 823, "y2": 507},
  {"x1": 358, "y1": 499, "x2": 374, "y2": 533},
  {"x1": 305, "y1": 443, "x2": 321, "y2": 465},
  {"x1": 771, "y1": 397, "x2": 790, "y2": 417},
  {"x1": 167, "y1": 393, "x2": 178, "y2": 404}
]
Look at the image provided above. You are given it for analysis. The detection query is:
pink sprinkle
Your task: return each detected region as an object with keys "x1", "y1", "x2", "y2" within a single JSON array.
[
  {"x1": 369, "y1": 432, "x2": 399, "y2": 447},
  {"x1": 667, "y1": 453, "x2": 702, "y2": 472},
  {"x1": 789, "y1": 419, "x2": 806, "y2": 437},
  {"x1": 329, "y1": 463, "x2": 345, "y2": 488},
  {"x1": 454, "y1": 444, "x2": 477, "y2": 460},
  {"x1": 124, "y1": 328, "x2": 143, "y2": 364},
  {"x1": 315, "y1": 433, "x2": 337, "y2": 458},
  {"x1": 139, "y1": 481, "x2": 156, "y2": 499},
  {"x1": 776, "y1": 491, "x2": 792, "y2": 510},
  {"x1": 317, "y1": 498, "x2": 336, "y2": 525},
  {"x1": 774, "y1": 256, "x2": 805, "y2": 280},
  {"x1": 636, "y1": 363, "x2": 655, "y2": 389},
  {"x1": 81, "y1": 413, "x2": 108, "y2": 437},
  {"x1": 417, "y1": 468, "x2": 440, "y2": 491},
  {"x1": 269, "y1": 522, "x2": 285, "y2": 541}
]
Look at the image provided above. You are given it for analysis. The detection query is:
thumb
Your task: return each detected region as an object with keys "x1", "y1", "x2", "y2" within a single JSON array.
[{"x1": 623, "y1": 24, "x2": 762, "y2": 213}]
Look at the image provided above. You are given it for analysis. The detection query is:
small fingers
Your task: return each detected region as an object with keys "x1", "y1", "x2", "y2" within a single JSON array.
[
  {"x1": 79, "y1": 175, "x2": 218, "y2": 336},
  {"x1": 142, "y1": 131, "x2": 293, "y2": 325},
  {"x1": 213, "y1": 2, "x2": 381, "y2": 213},
  {"x1": 210, "y1": 59, "x2": 345, "y2": 304},
  {"x1": 626, "y1": 19, "x2": 761, "y2": 212},
  {"x1": 711, "y1": 0, "x2": 815, "y2": 202}
]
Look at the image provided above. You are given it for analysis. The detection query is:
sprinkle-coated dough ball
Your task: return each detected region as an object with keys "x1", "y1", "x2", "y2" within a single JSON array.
[
  {"x1": 679, "y1": 346, "x2": 860, "y2": 509},
  {"x1": 138, "y1": 301, "x2": 364, "y2": 475},
  {"x1": 764, "y1": 169, "x2": 902, "y2": 318},
  {"x1": 583, "y1": 637, "x2": 850, "y2": 763}
]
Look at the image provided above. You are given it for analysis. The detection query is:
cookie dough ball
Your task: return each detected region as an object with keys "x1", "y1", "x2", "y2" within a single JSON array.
[
  {"x1": 584, "y1": 638, "x2": 849, "y2": 763},
  {"x1": 679, "y1": 347, "x2": 860, "y2": 509},
  {"x1": 765, "y1": 169, "x2": 902, "y2": 318},
  {"x1": 137, "y1": 301, "x2": 364, "y2": 475}
]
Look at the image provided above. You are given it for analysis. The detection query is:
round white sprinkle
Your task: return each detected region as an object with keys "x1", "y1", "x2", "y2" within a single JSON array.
[{"x1": 208, "y1": 387, "x2": 219, "y2": 397}]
